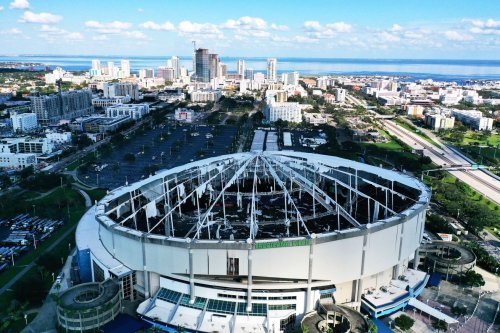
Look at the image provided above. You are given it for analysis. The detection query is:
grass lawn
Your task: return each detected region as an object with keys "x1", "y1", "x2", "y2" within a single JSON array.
[
  {"x1": 84, "y1": 188, "x2": 108, "y2": 204},
  {"x1": 462, "y1": 131, "x2": 500, "y2": 146},
  {"x1": 394, "y1": 117, "x2": 441, "y2": 148}
]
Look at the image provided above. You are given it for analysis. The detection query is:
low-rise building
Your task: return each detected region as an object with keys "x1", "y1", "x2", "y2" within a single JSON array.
[
  {"x1": 71, "y1": 116, "x2": 133, "y2": 133},
  {"x1": 190, "y1": 90, "x2": 222, "y2": 103},
  {"x1": 174, "y1": 108, "x2": 195, "y2": 123},
  {"x1": 10, "y1": 113, "x2": 37, "y2": 133},
  {"x1": 92, "y1": 96, "x2": 131, "y2": 108},
  {"x1": 0, "y1": 137, "x2": 54, "y2": 155},
  {"x1": 106, "y1": 104, "x2": 150, "y2": 120},
  {"x1": 0, "y1": 152, "x2": 37, "y2": 169},
  {"x1": 451, "y1": 109, "x2": 493, "y2": 131},
  {"x1": 404, "y1": 104, "x2": 425, "y2": 117},
  {"x1": 424, "y1": 114, "x2": 455, "y2": 130},
  {"x1": 304, "y1": 113, "x2": 327, "y2": 125},
  {"x1": 45, "y1": 131, "x2": 72, "y2": 144}
]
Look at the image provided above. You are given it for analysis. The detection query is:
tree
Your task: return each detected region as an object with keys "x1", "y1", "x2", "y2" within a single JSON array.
[
  {"x1": 368, "y1": 320, "x2": 378, "y2": 333},
  {"x1": 432, "y1": 319, "x2": 448, "y2": 332},
  {"x1": 394, "y1": 314, "x2": 414, "y2": 331},
  {"x1": 462, "y1": 270, "x2": 485, "y2": 287},
  {"x1": 123, "y1": 153, "x2": 136, "y2": 162}
]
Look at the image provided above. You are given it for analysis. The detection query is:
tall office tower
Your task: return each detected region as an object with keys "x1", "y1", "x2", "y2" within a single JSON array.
[
  {"x1": 218, "y1": 63, "x2": 227, "y2": 78},
  {"x1": 171, "y1": 56, "x2": 180, "y2": 79},
  {"x1": 267, "y1": 58, "x2": 277, "y2": 81},
  {"x1": 121, "y1": 60, "x2": 130, "y2": 78},
  {"x1": 245, "y1": 68, "x2": 254, "y2": 81},
  {"x1": 209, "y1": 53, "x2": 220, "y2": 80},
  {"x1": 195, "y1": 48, "x2": 210, "y2": 82},
  {"x1": 107, "y1": 61, "x2": 115, "y2": 78},
  {"x1": 91, "y1": 59, "x2": 101, "y2": 70},
  {"x1": 237, "y1": 59, "x2": 245, "y2": 77}
]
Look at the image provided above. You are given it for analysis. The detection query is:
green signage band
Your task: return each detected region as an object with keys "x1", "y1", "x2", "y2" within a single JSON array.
[{"x1": 254, "y1": 239, "x2": 311, "y2": 249}]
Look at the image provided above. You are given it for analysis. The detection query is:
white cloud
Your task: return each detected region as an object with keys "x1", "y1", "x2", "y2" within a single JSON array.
[
  {"x1": 0, "y1": 28, "x2": 23, "y2": 35},
  {"x1": 9, "y1": 0, "x2": 29, "y2": 10},
  {"x1": 92, "y1": 35, "x2": 108, "y2": 41},
  {"x1": 270, "y1": 23, "x2": 288, "y2": 31},
  {"x1": 303, "y1": 21, "x2": 322, "y2": 31},
  {"x1": 137, "y1": 8, "x2": 144, "y2": 12},
  {"x1": 139, "y1": 21, "x2": 175, "y2": 31},
  {"x1": 84, "y1": 20, "x2": 131, "y2": 34},
  {"x1": 303, "y1": 20, "x2": 352, "y2": 39},
  {"x1": 294, "y1": 36, "x2": 319, "y2": 44},
  {"x1": 444, "y1": 30, "x2": 472, "y2": 41},
  {"x1": 221, "y1": 16, "x2": 267, "y2": 30},
  {"x1": 39, "y1": 25, "x2": 83, "y2": 42},
  {"x1": 391, "y1": 24, "x2": 403, "y2": 32},
  {"x1": 463, "y1": 18, "x2": 500, "y2": 35},
  {"x1": 123, "y1": 30, "x2": 149, "y2": 40},
  {"x1": 0, "y1": 6, "x2": 4, "y2": 11},
  {"x1": 19, "y1": 11, "x2": 62, "y2": 24},
  {"x1": 178, "y1": 20, "x2": 222, "y2": 38},
  {"x1": 325, "y1": 22, "x2": 352, "y2": 33},
  {"x1": 378, "y1": 31, "x2": 400, "y2": 42}
]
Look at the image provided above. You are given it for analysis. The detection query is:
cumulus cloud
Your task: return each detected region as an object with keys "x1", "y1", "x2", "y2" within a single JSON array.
[
  {"x1": 391, "y1": 24, "x2": 403, "y2": 32},
  {"x1": 178, "y1": 20, "x2": 222, "y2": 38},
  {"x1": 0, "y1": 28, "x2": 23, "y2": 35},
  {"x1": 0, "y1": 6, "x2": 4, "y2": 11},
  {"x1": 221, "y1": 16, "x2": 267, "y2": 30},
  {"x1": 39, "y1": 25, "x2": 83, "y2": 42},
  {"x1": 9, "y1": 0, "x2": 29, "y2": 10},
  {"x1": 19, "y1": 11, "x2": 62, "y2": 24},
  {"x1": 303, "y1": 20, "x2": 352, "y2": 39},
  {"x1": 84, "y1": 20, "x2": 131, "y2": 34},
  {"x1": 270, "y1": 23, "x2": 288, "y2": 31},
  {"x1": 123, "y1": 30, "x2": 150, "y2": 40},
  {"x1": 444, "y1": 30, "x2": 473, "y2": 41},
  {"x1": 139, "y1": 21, "x2": 175, "y2": 31}
]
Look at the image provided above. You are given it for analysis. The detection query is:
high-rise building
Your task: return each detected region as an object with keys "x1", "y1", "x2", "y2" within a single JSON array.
[
  {"x1": 157, "y1": 67, "x2": 175, "y2": 82},
  {"x1": 171, "y1": 56, "x2": 180, "y2": 79},
  {"x1": 121, "y1": 60, "x2": 130, "y2": 78},
  {"x1": 218, "y1": 63, "x2": 227, "y2": 78},
  {"x1": 103, "y1": 83, "x2": 140, "y2": 101},
  {"x1": 267, "y1": 58, "x2": 277, "y2": 82},
  {"x1": 195, "y1": 48, "x2": 220, "y2": 83},
  {"x1": 107, "y1": 62, "x2": 115, "y2": 78},
  {"x1": 245, "y1": 69, "x2": 254, "y2": 81},
  {"x1": 91, "y1": 59, "x2": 101, "y2": 70},
  {"x1": 209, "y1": 54, "x2": 220, "y2": 81},
  {"x1": 139, "y1": 69, "x2": 155, "y2": 79},
  {"x1": 195, "y1": 48, "x2": 210, "y2": 82},
  {"x1": 237, "y1": 60, "x2": 245, "y2": 77},
  {"x1": 30, "y1": 90, "x2": 94, "y2": 125}
]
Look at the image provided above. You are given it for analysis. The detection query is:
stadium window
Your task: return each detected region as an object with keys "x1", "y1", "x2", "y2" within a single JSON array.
[{"x1": 227, "y1": 257, "x2": 239, "y2": 276}]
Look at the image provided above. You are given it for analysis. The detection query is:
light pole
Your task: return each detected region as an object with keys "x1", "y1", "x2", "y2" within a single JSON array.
[
  {"x1": 52, "y1": 272, "x2": 55, "y2": 282},
  {"x1": 24, "y1": 314, "x2": 28, "y2": 326}
]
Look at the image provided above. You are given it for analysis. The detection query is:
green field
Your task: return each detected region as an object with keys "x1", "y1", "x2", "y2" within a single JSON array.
[
  {"x1": 394, "y1": 117, "x2": 441, "y2": 147},
  {"x1": 462, "y1": 131, "x2": 500, "y2": 146}
]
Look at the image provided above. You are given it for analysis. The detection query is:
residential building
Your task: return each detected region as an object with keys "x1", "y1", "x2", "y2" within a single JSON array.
[
  {"x1": 103, "y1": 83, "x2": 139, "y2": 101},
  {"x1": 171, "y1": 56, "x2": 180, "y2": 79},
  {"x1": 253, "y1": 72, "x2": 265, "y2": 83},
  {"x1": 404, "y1": 104, "x2": 425, "y2": 117},
  {"x1": 209, "y1": 54, "x2": 220, "y2": 81},
  {"x1": 30, "y1": 90, "x2": 93, "y2": 125},
  {"x1": 92, "y1": 96, "x2": 131, "y2": 109},
  {"x1": 157, "y1": 67, "x2": 175, "y2": 82},
  {"x1": 267, "y1": 58, "x2": 277, "y2": 82},
  {"x1": 266, "y1": 101, "x2": 301, "y2": 123},
  {"x1": 0, "y1": 153, "x2": 36, "y2": 169},
  {"x1": 424, "y1": 114, "x2": 455, "y2": 131},
  {"x1": 218, "y1": 63, "x2": 227, "y2": 78},
  {"x1": 121, "y1": 60, "x2": 131, "y2": 78},
  {"x1": 451, "y1": 109, "x2": 494, "y2": 131},
  {"x1": 107, "y1": 62, "x2": 116, "y2": 78},
  {"x1": 237, "y1": 60, "x2": 245, "y2": 77},
  {"x1": 0, "y1": 137, "x2": 54, "y2": 155},
  {"x1": 244, "y1": 69, "x2": 254, "y2": 81},
  {"x1": 190, "y1": 90, "x2": 222, "y2": 103},
  {"x1": 45, "y1": 132, "x2": 72, "y2": 144},
  {"x1": 10, "y1": 113, "x2": 37, "y2": 133},
  {"x1": 139, "y1": 69, "x2": 155, "y2": 79},
  {"x1": 335, "y1": 88, "x2": 346, "y2": 103},
  {"x1": 106, "y1": 104, "x2": 150, "y2": 120}
]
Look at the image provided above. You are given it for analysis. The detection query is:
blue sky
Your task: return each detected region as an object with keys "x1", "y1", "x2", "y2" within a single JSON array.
[{"x1": 0, "y1": 0, "x2": 499, "y2": 59}]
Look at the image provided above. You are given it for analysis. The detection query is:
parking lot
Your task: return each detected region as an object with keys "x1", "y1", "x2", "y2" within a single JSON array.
[
  {"x1": 0, "y1": 213, "x2": 64, "y2": 273},
  {"x1": 79, "y1": 123, "x2": 238, "y2": 189}
]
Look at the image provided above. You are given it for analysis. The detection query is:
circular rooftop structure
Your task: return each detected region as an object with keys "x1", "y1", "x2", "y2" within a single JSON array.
[
  {"x1": 97, "y1": 151, "x2": 429, "y2": 242},
  {"x1": 57, "y1": 279, "x2": 121, "y2": 332}
]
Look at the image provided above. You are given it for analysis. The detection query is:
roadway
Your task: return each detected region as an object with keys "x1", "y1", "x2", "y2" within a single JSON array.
[{"x1": 382, "y1": 119, "x2": 500, "y2": 205}]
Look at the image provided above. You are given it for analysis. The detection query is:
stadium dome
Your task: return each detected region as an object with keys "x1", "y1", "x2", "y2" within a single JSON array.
[{"x1": 76, "y1": 151, "x2": 431, "y2": 332}]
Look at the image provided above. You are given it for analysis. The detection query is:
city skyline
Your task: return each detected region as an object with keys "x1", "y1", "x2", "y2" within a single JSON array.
[{"x1": 0, "y1": 0, "x2": 498, "y2": 59}]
